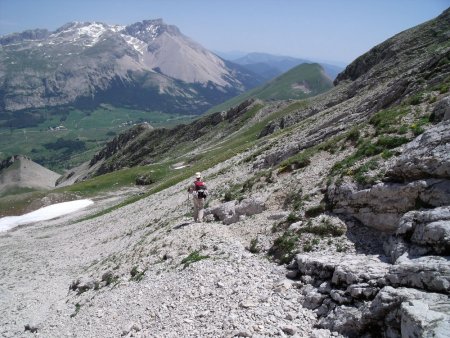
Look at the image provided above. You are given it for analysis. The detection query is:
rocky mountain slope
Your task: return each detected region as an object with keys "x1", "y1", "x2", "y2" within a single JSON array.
[
  {"x1": 0, "y1": 155, "x2": 60, "y2": 194},
  {"x1": 0, "y1": 19, "x2": 261, "y2": 115},
  {"x1": 0, "y1": 8, "x2": 449, "y2": 338}
]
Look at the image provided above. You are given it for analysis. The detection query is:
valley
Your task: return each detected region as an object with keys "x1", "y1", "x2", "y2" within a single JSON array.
[{"x1": 0, "y1": 105, "x2": 197, "y2": 172}]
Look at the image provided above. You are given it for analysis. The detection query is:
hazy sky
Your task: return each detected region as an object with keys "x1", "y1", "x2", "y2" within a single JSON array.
[{"x1": 0, "y1": 0, "x2": 448, "y2": 64}]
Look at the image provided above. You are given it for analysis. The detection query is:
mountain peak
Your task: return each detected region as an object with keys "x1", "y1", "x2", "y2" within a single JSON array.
[
  {"x1": 0, "y1": 155, "x2": 60, "y2": 193},
  {"x1": 123, "y1": 18, "x2": 181, "y2": 43},
  {"x1": 0, "y1": 18, "x2": 261, "y2": 114}
]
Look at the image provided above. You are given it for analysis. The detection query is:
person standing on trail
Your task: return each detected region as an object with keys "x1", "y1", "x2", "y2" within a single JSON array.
[{"x1": 188, "y1": 172, "x2": 208, "y2": 222}]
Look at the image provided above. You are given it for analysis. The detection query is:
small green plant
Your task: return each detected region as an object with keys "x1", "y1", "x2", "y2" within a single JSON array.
[
  {"x1": 287, "y1": 212, "x2": 301, "y2": 224},
  {"x1": 70, "y1": 303, "x2": 82, "y2": 318},
  {"x1": 439, "y1": 83, "x2": 449, "y2": 94},
  {"x1": 376, "y1": 135, "x2": 409, "y2": 149},
  {"x1": 353, "y1": 159, "x2": 379, "y2": 185},
  {"x1": 283, "y1": 189, "x2": 303, "y2": 211},
  {"x1": 279, "y1": 153, "x2": 311, "y2": 173},
  {"x1": 268, "y1": 231, "x2": 299, "y2": 264},
  {"x1": 345, "y1": 127, "x2": 360, "y2": 143},
  {"x1": 410, "y1": 116, "x2": 429, "y2": 136},
  {"x1": 248, "y1": 237, "x2": 261, "y2": 254},
  {"x1": 336, "y1": 242, "x2": 347, "y2": 252},
  {"x1": 181, "y1": 250, "x2": 210, "y2": 269},
  {"x1": 410, "y1": 124, "x2": 424, "y2": 136},
  {"x1": 398, "y1": 124, "x2": 408, "y2": 134},
  {"x1": 130, "y1": 266, "x2": 146, "y2": 282},
  {"x1": 381, "y1": 149, "x2": 394, "y2": 159},
  {"x1": 409, "y1": 93, "x2": 423, "y2": 105},
  {"x1": 103, "y1": 273, "x2": 119, "y2": 286},
  {"x1": 369, "y1": 107, "x2": 409, "y2": 134},
  {"x1": 299, "y1": 218, "x2": 346, "y2": 237},
  {"x1": 135, "y1": 173, "x2": 154, "y2": 186},
  {"x1": 303, "y1": 242, "x2": 313, "y2": 252},
  {"x1": 305, "y1": 204, "x2": 325, "y2": 218},
  {"x1": 223, "y1": 183, "x2": 244, "y2": 202}
]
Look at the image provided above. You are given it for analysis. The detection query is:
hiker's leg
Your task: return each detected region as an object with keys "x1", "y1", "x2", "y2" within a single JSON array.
[
  {"x1": 193, "y1": 198, "x2": 199, "y2": 221},
  {"x1": 198, "y1": 199, "x2": 205, "y2": 222}
]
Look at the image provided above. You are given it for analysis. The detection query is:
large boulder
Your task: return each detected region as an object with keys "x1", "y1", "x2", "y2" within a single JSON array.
[
  {"x1": 386, "y1": 255, "x2": 450, "y2": 293},
  {"x1": 295, "y1": 253, "x2": 390, "y2": 288},
  {"x1": 329, "y1": 179, "x2": 450, "y2": 233},
  {"x1": 328, "y1": 122, "x2": 450, "y2": 233},
  {"x1": 430, "y1": 96, "x2": 450, "y2": 122},
  {"x1": 397, "y1": 206, "x2": 450, "y2": 255},
  {"x1": 386, "y1": 121, "x2": 450, "y2": 181},
  {"x1": 205, "y1": 198, "x2": 265, "y2": 225},
  {"x1": 400, "y1": 299, "x2": 450, "y2": 337}
]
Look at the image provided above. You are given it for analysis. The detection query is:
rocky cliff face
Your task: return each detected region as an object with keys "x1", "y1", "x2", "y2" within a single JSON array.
[{"x1": 0, "y1": 19, "x2": 261, "y2": 114}]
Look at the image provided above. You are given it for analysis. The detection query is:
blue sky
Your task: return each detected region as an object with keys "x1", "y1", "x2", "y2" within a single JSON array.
[{"x1": 0, "y1": 0, "x2": 448, "y2": 64}]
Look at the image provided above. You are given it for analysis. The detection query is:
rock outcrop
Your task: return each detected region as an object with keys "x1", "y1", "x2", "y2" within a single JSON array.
[
  {"x1": 205, "y1": 197, "x2": 265, "y2": 225},
  {"x1": 291, "y1": 120, "x2": 450, "y2": 337},
  {"x1": 328, "y1": 122, "x2": 450, "y2": 233}
]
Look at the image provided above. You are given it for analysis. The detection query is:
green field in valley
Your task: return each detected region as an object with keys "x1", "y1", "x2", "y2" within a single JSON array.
[{"x1": 0, "y1": 105, "x2": 197, "y2": 172}]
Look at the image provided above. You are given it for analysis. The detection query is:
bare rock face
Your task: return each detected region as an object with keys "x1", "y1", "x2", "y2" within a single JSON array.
[
  {"x1": 430, "y1": 96, "x2": 450, "y2": 122},
  {"x1": 396, "y1": 206, "x2": 450, "y2": 255},
  {"x1": 329, "y1": 179, "x2": 450, "y2": 233},
  {"x1": 386, "y1": 121, "x2": 450, "y2": 181},
  {"x1": 329, "y1": 123, "x2": 450, "y2": 233},
  {"x1": 386, "y1": 255, "x2": 450, "y2": 293},
  {"x1": 400, "y1": 300, "x2": 450, "y2": 338}
]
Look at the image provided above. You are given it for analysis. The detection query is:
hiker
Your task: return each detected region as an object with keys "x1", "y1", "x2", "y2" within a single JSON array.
[{"x1": 188, "y1": 172, "x2": 208, "y2": 222}]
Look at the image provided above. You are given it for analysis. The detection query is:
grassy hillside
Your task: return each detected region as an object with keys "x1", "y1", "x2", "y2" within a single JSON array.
[{"x1": 208, "y1": 63, "x2": 333, "y2": 113}]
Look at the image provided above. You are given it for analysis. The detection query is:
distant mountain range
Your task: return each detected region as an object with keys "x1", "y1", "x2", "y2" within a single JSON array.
[
  {"x1": 218, "y1": 52, "x2": 344, "y2": 81},
  {"x1": 0, "y1": 19, "x2": 263, "y2": 116},
  {"x1": 209, "y1": 63, "x2": 334, "y2": 112}
]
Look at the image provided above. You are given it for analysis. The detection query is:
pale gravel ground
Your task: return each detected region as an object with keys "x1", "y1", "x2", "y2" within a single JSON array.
[{"x1": 0, "y1": 148, "x2": 347, "y2": 338}]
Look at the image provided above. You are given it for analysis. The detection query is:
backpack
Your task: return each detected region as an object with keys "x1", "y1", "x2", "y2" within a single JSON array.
[{"x1": 194, "y1": 181, "x2": 208, "y2": 199}]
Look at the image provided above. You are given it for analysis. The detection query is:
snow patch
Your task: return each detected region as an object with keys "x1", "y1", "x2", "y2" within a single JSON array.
[
  {"x1": 121, "y1": 34, "x2": 148, "y2": 54},
  {"x1": 48, "y1": 22, "x2": 110, "y2": 47},
  {"x1": 78, "y1": 22, "x2": 107, "y2": 46},
  {"x1": 0, "y1": 199, "x2": 94, "y2": 232},
  {"x1": 110, "y1": 25, "x2": 125, "y2": 33}
]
